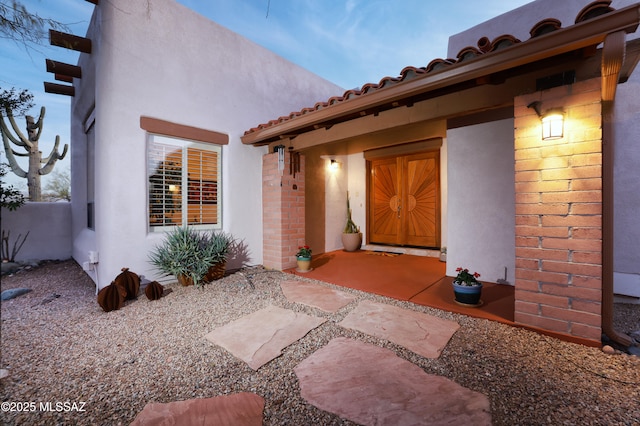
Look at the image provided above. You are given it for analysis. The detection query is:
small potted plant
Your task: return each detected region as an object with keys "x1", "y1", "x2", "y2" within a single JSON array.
[
  {"x1": 452, "y1": 267, "x2": 482, "y2": 306},
  {"x1": 296, "y1": 245, "x2": 312, "y2": 272},
  {"x1": 341, "y1": 192, "x2": 362, "y2": 252}
]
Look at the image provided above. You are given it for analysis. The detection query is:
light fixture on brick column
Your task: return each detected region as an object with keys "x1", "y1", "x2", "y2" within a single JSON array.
[{"x1": 528, "y1": 101, "x2": 564, "y2": 140}]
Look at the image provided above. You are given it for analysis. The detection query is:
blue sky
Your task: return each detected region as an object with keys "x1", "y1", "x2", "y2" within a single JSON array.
[{"x1": 1, "y1": 0, "x2": 531, "y2": 188}]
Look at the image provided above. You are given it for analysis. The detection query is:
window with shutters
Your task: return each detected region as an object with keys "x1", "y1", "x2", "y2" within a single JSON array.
[{"x1": 147, "y1": 135, "x2": 221, "y2": 230}]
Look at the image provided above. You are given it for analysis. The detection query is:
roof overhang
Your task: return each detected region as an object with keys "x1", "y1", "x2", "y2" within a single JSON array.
[{"x1": 242, "y1": 4, "x2": 640, "y2": 146}]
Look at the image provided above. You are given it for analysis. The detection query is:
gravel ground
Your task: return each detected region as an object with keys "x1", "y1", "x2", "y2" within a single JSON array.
[{"x1": 1, "y1": 259, "x2": 639, "y2": 425}]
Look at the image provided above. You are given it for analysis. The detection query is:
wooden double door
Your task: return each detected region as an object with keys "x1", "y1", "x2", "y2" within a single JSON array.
[{"x1": 369, "y1": 150, "x2": 440, "y2": 248}]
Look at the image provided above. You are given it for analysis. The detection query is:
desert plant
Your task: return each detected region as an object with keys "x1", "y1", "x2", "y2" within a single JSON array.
[
  {"x1": 1, "y1": 101, "x2": 68, "y2": 201},
  {"x1": 343, "y1": 192, "x2": 360, "y2": 234},
  {"x1": 148, "y1": 226, "x2": 214, "y2": 288},
  {"x1": 149, "y1": 227, "x2": 235, "y2": 288},
  {"x1": 202, "y1": 230, "x2": 234, "y2": 265},
  {"x1": 1, "y1": 229, "x2": 29, "y2": 262}
]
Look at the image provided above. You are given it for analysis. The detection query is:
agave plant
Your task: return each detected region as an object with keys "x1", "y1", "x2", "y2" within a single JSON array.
[
  {"x1": 148, "y1": 226, "x2": 215, "y2": 288},
  {"x1": 202, "y1": 230, "x2": 234, "y2": 265}
]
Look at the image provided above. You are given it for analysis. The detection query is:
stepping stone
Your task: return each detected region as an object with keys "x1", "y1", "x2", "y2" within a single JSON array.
[
  {"x1": 204, "y1": 305, "x2": 325, "y2": 370},
  {"x1": 338, "y1": 300, "x2": 459, "y2": 358},
  {"x1": 295, "y1": 337, "x2": 491, "y2": 425},
  {"x1": 130, "y1": 392, "x2": 264, "y2": 426},
  {"x1": 280, "y1": 280, "x2": 356, "y2": 312}
]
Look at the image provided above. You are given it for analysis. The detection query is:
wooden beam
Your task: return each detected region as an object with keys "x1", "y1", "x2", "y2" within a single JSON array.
[
  {"x1": 44, "y1": 82, "x2": 75, "y2": 96},
  {"x1": 140, "y1": 116, "x2": 229, "y2": 145},
  {"x1": 55, "y1": 74, "x2": 73, "y2": 83},
  {"x1": 45, "y1": 59, "x2": 82, "y2": 78},
  {"x1": 49, "y1": 29, "x2": 92, "y2": 53}
]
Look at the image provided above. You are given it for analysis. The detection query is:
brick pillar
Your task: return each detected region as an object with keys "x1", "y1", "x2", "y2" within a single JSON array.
[
  {"x1": 262, "y1": 151, "x2": 305, "y2": 270},
  {"x1": 514, "y1": 78, "x2": 603, "y2": 343}
]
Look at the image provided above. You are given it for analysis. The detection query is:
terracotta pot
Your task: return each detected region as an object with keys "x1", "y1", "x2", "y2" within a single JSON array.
[
  {"x1": 296, "y1": 256, "x2": 311, "y2": 272},
  {"x1": 341, "y1": 232, "x2": 362, "y2": 252},
  {"x1": 205, "y1": 261, "x2": 226, "y2": 282},
  {"x1": 177, "y1": 274, "x2": 194, "y2": 287}
]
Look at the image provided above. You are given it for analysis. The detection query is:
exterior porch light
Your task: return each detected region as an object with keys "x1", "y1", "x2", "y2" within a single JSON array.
[
  {"x1": 527, "y1": 101, "x2": 564, "y2": 140},
  {"x1": 541, "y1": 109, "x2": 564, "y2": 140}
]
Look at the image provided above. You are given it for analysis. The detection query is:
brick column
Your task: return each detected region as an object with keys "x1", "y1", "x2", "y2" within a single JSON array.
[
  {"x1": 514, "y1": 78, "x2": 603, "y2": 343},
  {"x1": 262, "y1": 151, "x2": 305, "y2": 270}
]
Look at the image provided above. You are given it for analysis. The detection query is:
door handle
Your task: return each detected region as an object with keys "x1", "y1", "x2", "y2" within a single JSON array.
[{"x1": 397, "y1": 202, "x2": 402, "y2": 218}]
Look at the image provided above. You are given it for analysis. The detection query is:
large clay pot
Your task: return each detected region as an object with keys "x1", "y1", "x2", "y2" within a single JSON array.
[{"x1": 341, "y1": 232, "x2": 362, "y2": 252}]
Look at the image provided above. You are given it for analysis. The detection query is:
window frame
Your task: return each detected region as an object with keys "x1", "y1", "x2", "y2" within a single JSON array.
[{"x1": 146, "y1": 133, "x2": 222, "y2": 232}]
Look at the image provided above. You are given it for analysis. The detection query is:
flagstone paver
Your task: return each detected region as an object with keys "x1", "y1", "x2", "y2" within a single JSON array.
[
  {"x1": 338, "y1": 299, "x2": 460, "y2": 358},
  {"x1": 204, "y1": 305, "x2": 325, "y2": 370},
  {"x1": 280, "y1": 280, "x2": 357, "y2": 312},
  {"x1": 130, "y1": 392, "x2": 264, "y2": 426},
  {"x1": 295, "y1": 337, "x2": 491, "y2": 425}
]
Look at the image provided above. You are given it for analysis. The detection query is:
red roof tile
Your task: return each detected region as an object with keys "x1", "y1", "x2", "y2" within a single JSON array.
[{"x1": 244, "y1": 1, "x2": 615, "y2": 139}]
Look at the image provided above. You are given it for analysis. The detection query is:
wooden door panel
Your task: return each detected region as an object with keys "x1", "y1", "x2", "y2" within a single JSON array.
[
  {"x1": 369, "y1": 150, "x2": 440, "y2": 248},
  {"x1": 404, "y1": 153, "x2": 439, "y2": 247},
  {"x1": 370, "y1": 158, "x2": 400, "y2": 244}
]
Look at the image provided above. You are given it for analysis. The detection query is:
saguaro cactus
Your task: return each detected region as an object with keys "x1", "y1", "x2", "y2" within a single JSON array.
[{"x1": 0, "y1": 105, "x2": 68, "y2": 201}]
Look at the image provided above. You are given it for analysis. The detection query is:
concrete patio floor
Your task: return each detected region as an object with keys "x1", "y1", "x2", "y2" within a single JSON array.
[{"x1": 286, "y1": 249, "x2": 515, "y2": 324}]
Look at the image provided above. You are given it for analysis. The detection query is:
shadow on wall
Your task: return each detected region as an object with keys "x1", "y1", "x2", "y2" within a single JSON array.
[{"x1": 227, "y1": 238, "x2": 253, "y2": 270}]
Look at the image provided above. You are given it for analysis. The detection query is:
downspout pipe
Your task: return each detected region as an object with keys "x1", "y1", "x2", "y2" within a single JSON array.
[{"x1": 601, "y1": 31, "x2": 633, "y2": 348}]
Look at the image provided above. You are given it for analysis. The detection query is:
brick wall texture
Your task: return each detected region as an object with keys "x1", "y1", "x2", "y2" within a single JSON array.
[
  {"x1": 514, "y1": 78, "x2": 603, "y2": 342},
  {"x1": 262, "y1": 151, "x2": 305, "y2": 270}
]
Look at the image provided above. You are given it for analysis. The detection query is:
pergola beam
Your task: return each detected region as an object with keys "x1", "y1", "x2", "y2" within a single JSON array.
[
  {"x1": 49, "y1": 29, "x2": 92, "y2": 53},
  {"x1": 46, "y1": 59, "x2": 82, "y2": 79},
  {"x1": 55, "y1": 74, "x2": 73, "y2": 83},
  {"x1": 44, "y1": 82, "x2": 75, "y2": 97}
]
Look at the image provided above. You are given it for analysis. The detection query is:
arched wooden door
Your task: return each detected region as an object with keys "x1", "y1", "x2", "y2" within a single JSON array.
[{"x1": 369, "y1": 151, "x2": 440, "y2": 248}]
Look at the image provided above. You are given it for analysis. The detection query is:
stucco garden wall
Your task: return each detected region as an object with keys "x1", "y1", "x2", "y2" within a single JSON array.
[
  {"x1": 1, "y1": 203, "x2": 71, "y2": 261},
  {"x1": 71, "y1": 0, "x2": 342, "y2": 287}
]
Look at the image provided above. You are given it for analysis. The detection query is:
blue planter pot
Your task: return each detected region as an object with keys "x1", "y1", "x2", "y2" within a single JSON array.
[{"x1": 452, "y1": 281, "x2": 483, "y2": 306}]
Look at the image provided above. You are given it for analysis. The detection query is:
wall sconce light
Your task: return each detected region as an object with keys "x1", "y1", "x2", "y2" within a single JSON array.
[
  {"x1": 329, "y1": 159, "x2": 340, "y2": 171},
  {"x1": 541, "y1": 109, "x2": 564, "y2": 140},
  {"x1": 528, "y1": 101, "x2": 564, "y2": 141}
]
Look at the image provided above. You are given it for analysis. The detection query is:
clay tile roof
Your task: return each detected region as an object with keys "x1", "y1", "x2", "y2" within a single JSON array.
[
  {"x1": 243, "y1": 1, "x2": 617, "y2": 141},
  {"x1": 576, "y1": 0, "x2": 614, "y2": 23},
  {"x1": 530, "y1": 18, "x2": 563, "y2": 38}
]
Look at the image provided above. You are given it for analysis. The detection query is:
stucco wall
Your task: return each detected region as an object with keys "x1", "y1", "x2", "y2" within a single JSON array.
[
  {"x1": 347, "y1": 153, "x2": 367, "y2": 243},
  {"x1": 324, "y1": 155, "x2": 348, "y2": 253},
  {"x1": 613, "y1": 66, "x2": 640, "y2": 297},
  {"x1": 71, "y1": 0, "x2": 342, "y2": 287},
  {"x1": 1, "y1": 203, "x2": 72, "y2": 261},
  {"x1": 446, "y1": 119, "x2": 516, "y2": 284}
]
